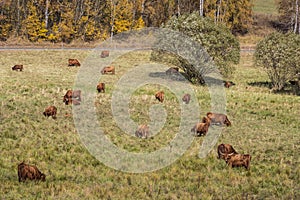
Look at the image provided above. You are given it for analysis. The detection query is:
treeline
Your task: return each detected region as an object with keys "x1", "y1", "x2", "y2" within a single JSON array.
[{"x1": 0, "y1": 0, "x2": 253, "y2": 43}]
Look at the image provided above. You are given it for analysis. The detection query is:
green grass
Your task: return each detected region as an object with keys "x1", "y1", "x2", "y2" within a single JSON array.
[
  {"x1": 253, "y1": 0, "x2": 278, "y2": 15},
  {"x1": 0, "y1": 50, "x2": 299, "y2": 199}
]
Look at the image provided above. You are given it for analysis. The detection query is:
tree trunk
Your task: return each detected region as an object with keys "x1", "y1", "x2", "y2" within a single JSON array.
[
  {"x1": 199, "y1": 0, "x2": 203, "y2": 17},
  {"x1": 45, "y1": 0, "x2": 49, "y2": 29},
  {"x1": 295, "y1": 0, "x2": 299, "y2": 33}
]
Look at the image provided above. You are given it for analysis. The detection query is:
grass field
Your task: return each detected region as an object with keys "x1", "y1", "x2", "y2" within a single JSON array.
[
  {"x1": 253, "y1": 0, "x2": 278, "y2": 15},
  {"x1": 0, "y1": 50, "x2": 299, "y2": 199}
]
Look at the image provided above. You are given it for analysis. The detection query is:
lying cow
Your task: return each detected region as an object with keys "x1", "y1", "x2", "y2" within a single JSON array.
[
  {"x1": 135, "y1": 124, "x2": 150, "y2": 139},
  {"x1": 166, "y1": 67, "x2": 179, "y2": 75},
  {"x1": 43, "y1": 105, "x2": 57, "y2": 119},
  {"x1": 18, "y1": 161, "x2": 46, "y2": 182},
  {"x1": 100, "y1": 50, "x2": 110, "y2": 58},
  {"x1": 224, "y1": 81, "x2": 236, "y2": 88},
  {"x1": 224, "y1": 153, "x2": 251, "y2": 170},
  {"x1": 155, "y1": 91, "x2": 164, "y2": 103},
  {"x1": 101, "y1": 66, "x2": 115, "y2": 74},
  {"x1": 63, "y1": 90, "x2": 81, "y2": 105},
  {"x1": 182, "y1": 93, "x2": 191, "y2": 104},
  {"x1": 12, "y1": 65, "x2": 23, "y2": 71},
  {"x1": 97, "y1": 83, "x2": 105, "y2": 93},
  {"x1": 191, "y1": 116, "x2": 211, "y2": 136},
  {"x1": 206, "y1": 112, "x2": 231, "y2": 126},
  {"x1": 217, "y1": 143, "x2": 238, "y2": 160},
  {"x1": 68, "y1": 59, "x2": 81, "y2": 67}
]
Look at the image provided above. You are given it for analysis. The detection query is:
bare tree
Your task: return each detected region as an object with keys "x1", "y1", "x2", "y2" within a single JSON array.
[{"x1": 199, "y1": 0, "x2": 203, "y2": 16}]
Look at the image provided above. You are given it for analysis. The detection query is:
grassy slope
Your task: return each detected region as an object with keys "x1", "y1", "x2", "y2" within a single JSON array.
[
  {"x1": 253, "y1": 0, "x2": 278, "y2": 15},
  {"x1": 0, "y1": 50, "x2": 299, "y2": 199}
]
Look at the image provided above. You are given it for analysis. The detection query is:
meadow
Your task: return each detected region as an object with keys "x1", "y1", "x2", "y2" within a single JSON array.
[{"x1": 0, "y1": 49, "x2": 299, "y2": 199}]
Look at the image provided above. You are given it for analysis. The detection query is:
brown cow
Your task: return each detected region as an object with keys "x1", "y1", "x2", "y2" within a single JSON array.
[
  {"x1": 224, "y1": 81, "x2": 236, "y2": 88},
  {"x1": 135, "y1": 124, "x2": 150, "y2": 139},
  {"x1": 100, "y1": 50, "x2": 110, "y2": 58},
  {"x1": 182, "y1": 93, "x2": 191, "y2": 104},
  {"x1": 217, "y1": 143, "x2": 238, "y2": 159},
  {"x1": 191, "y1": 116, "x2": 211, "y2": 136},
  {"x1": 97, "y1": 83, "x2": 105, "y2": 93},
  {"x1": 206, "y1": 112, "x2": 231, "y2": 126},
  {"x1": 63, "y1": 90, "x2": 81, "y2": 105},
  {"x1": 12, "y1": 65, "x2": 23, "y2": 71},
  {"x1": 43, "y1": 106, "x2": 57, "y2": 119},
  {"x1": 166, "y1": 67, "x2": 179, "y2": 75},
  {"x1": 224, "y1": 154, "x2": 251, "y2": 170},
  {"x1": 18, "y1": 161, "x2": 46, "y2": 182},
  {"x1": 68, "y1": 59, "x2": 81, "y2": 67},
  {"x1": 155, "y1": 91, "x2": 164, "y2": 103},
  {"x1": 101, "y1": 66, "x2": 115, "y2": 74}
]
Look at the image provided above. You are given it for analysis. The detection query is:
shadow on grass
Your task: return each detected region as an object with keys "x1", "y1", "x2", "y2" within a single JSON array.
[{"x1": 248, "y1": 81, "x2": 300, "y2": 96}]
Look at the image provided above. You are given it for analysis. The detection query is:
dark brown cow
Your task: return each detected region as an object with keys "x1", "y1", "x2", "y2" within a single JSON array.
[
  {"x1": 206, "y1": 112, "x2": 231, "y2": 126},
  {"x1": 12, "y1": 65, "x2": 23, "y2": 71},
  {"x1": 155, "y1": 91, "x2": 164, "y2": 103},
  {"x1": 191, "y1": 116, "x2": 211, "y2": 136},
  {"x1": 18, "y1": 161, "x2": 46, "y2": 182},
  {"x1": 97, "y1": 83, "x2": 105, "y2": 93},
  {"x1": 166, "y1": 67, "x2": 179, "y2": 75},
  {"x1": 43, "y1": 106, "x2": 57, "y2": 119},
  {"x1": 101, "y1": 66, "x2": 115, "y2": 74},
  {"x1": 135, "y1": 124, "x2": 150, "y2": 139},
  {"x1": 63, "y1": 90, "x2": 81, "y2": 105},
  {"x1": 217, "y1": 143, "x2": 238, "y2": 159},
  {"x1": 224, "y1": 81, "x2": 236, "y2": 88},
  {"x1": 68, "y1": 59, "x2": 81, "y2": 67},
  {"x1": 225, "y1": 154, "x2": 251, "y2": 170},
  {"x1": 182, "y1": 93, "x2": 191, "y2": 104},
  {"x1": 100, "y1": 50, "x2": 110, "y2": 58}
]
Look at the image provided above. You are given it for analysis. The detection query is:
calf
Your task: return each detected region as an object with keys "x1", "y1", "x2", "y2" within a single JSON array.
[
  {"x1": 101, "y1": 66, "x2": 115, "y2": 74},
  {"x1": 225, "y1": 154, "x2": 251, "y2": 170},
  {"x1": 155, "y1": 91, "x2": 164, "y2": 103},
  {"x1": 68, "y1": 59, "x2": 81, "y2": 67},
  {"x1": 166, "y1": 67, "x2": 179, "y2": 75},
  {"x1": 135, "y1": 124, "x2": 150, "y2": 139},
  {"x1": 18, "y1": 161, "x2": 46, "y2": 182},
  {"x1": 97, "y1": 83, "x2": 105, "y2": 93},
  {"x1": 206, "y1": 112, "x2": 231, "y2": 126},
  {"x1": 224, "y1": 81, "x2": 236, "y2": 88},
  {"x1": 12, "y1": 65, "x2": 23, "y2": 71},
  {"x1": 182, "y1": 93, "x2": 191, "y2": 104},
  {"x1": 63, "y1": 90, "x2": 81, "y2": 105},
  {"x1": 43, "y1": 106, "x2": 57, "y2": 119},
  {"x1": 191, "y1": 116, "x2": 211, "y2": 136},
  {"x1": 217, "y1": 143, "x2": 238, "y2": 159},
  {"x1": 100, "y1": 50, "x2": 110, "y2": 58}
]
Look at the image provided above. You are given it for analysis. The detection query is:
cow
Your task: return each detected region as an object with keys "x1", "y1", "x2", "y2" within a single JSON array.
[
  {"x1": 63, "y1": 90, "x2": 81, "y2": 105},
  {"x1": 18, "y1": 161, "x2": 46, "y2": 182},
  {"x1": 182, "y1": 93, "x2": 191, "y2": 104},
  {"x1": 12, "y1": 65, "x2": 23, "y2": 71},
  {"x1": 206, "y1": 112, "x2": 231, "y2": 126},
  {"x1": 155, "y1": 91, "x2": 164, "y2": 103},
  {"x1": 97, "y1": 83, "x2": 105, "y2": 93},
  {"x1": 100, "y1": 50, "x2": 110, "y2": 58},
  {"x1": 68, "y1": 59, "x2": 81, "y2": 67},
  {"x1": 217, "y1": 143, "x2": 238, "y2": 160},
  {"x1": 166, "y1": 67, "x2": 179, "y2": 75},
  {"x1": 101, "y1": 66, "x2": 115, "y2": 74},
  {"x1": 135, "y1": 124, "x2": 150, "y2": 139},
  {"x1": 191, "y1": 116, "x2": 211, "y2": 136},
  {"x1": 224, "y1": 153, "x2": 251, "y2": 170},
  {"x1": 224, "y1": 81, "x2": 236, "y2": 88},
  {"x1": 43, "y1": 106, "x2": 57, "y2": 119}
]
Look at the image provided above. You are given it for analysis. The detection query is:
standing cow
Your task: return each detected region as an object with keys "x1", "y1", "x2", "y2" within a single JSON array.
[
  {"x1": 135, "y1": 124, "x2": 150, "y2": 139},
  {"x1": 18, "y1": 161, "x2": 46, "y2": 182},
  {"x1": 97, "y1": 83, "x2": 105, "y2": 93},
  {"x1": 217, "y1": 143, "x2": 238, "y2": 159},
  {"x1": 191, "y1": 116, "x2": 211, "y2": 136},
  {"x1": 155, "y1": 91, "x2": 164, "y2": 103},
  {"x1": 206, "y1": 112, "x2": 231, "y2": 126},
  {"x1": 43, "y1": 106, "x2": 57, "y2": 119},
  {"x1": 182, "y1": 93, "x2": 191, "y2": 104},
  {"x1": 100, "y1": 50, "x2": 110, "y2": 58},
  {"x1": 63, "y1": 90, "x2": 82, "y2": 105},
  {"x1": 68, "y1": 59, "x2": 81, "y2": 67},
  {"x1": 12, "y1": 65, "x2": 23, "y2": 71},
  {"x1": 101, "y1": 66, "x2": 115, "y2": 74},
  {"x1": 224, "y1": 153, "x2": 251, "y2": 170}
]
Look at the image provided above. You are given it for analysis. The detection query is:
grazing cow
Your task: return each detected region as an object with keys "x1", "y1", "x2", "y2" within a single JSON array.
[
  {"x1": 101, "y1": 66, "x2": 115, "y2": 74},
  {"x1": 191, "y1": 116, "x2": 211, "y2": 136},
  {"x1": 224, "y1": 81, "x2": 236, "y2": 88},
  {"x1": 68, "y1": 59, "x2": 81, "y2": 67},
  {"x1": 43, "y1": 106, "x2": 57, "y2": 119},
  {"x1": 206, "y1": 112, "x2": 231, "y2": 126},
  {"x1": 217, "y1": 143, "x2": 238, "y2": 159},
  {"x1": 182, "y1": 93, "x2": 191, "y2": 104},
  {"x1": 224, "y1": 154, "x2": 251, "y2": 170},
  {"x1": 166, "y1": 67, "x2": 179, "y2": 75},
  {"x1": 12, "y1": 65, "x2": 23, "y2": 71},
  {"x1": 63, "y1": 90, "x2": 82, "y2": 105},
  {"x1": 100, "y1": 50, "x2": 110, "y2": 58},
  {"x1": 18, "y1": 161, "x2": 46, "y2": 182},
  {"x1": 155, "y1": 91, "x2": 164, "y2": 103},
  {"x1": 135, "y1": 124, "x2": 150, "y2": 139},
  {"x1": 97, "y1": 83, "x2": 105, "y2": 93}
]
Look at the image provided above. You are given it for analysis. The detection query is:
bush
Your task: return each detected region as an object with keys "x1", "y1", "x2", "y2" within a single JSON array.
[{"x1": 255, "y1": 32, "x2": 300, "y2": 91}]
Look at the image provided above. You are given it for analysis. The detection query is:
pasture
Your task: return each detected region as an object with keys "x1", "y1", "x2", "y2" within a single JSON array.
[{"x1": 0, "y1": 50, "x2": 299, "y2": 199}]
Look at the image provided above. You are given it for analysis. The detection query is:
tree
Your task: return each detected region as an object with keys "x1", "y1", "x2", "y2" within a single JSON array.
[
  {"x1": 278, "y1": 0, "x2": 300, "y2": 34},
  {"x1": 255, "y1": 32, "x2": 300, "y2": 91}
]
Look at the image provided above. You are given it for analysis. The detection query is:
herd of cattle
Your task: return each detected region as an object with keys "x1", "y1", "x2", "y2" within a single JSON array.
[{"x1": 12, "y1": 50, "x2": 250, "y2": 183}]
